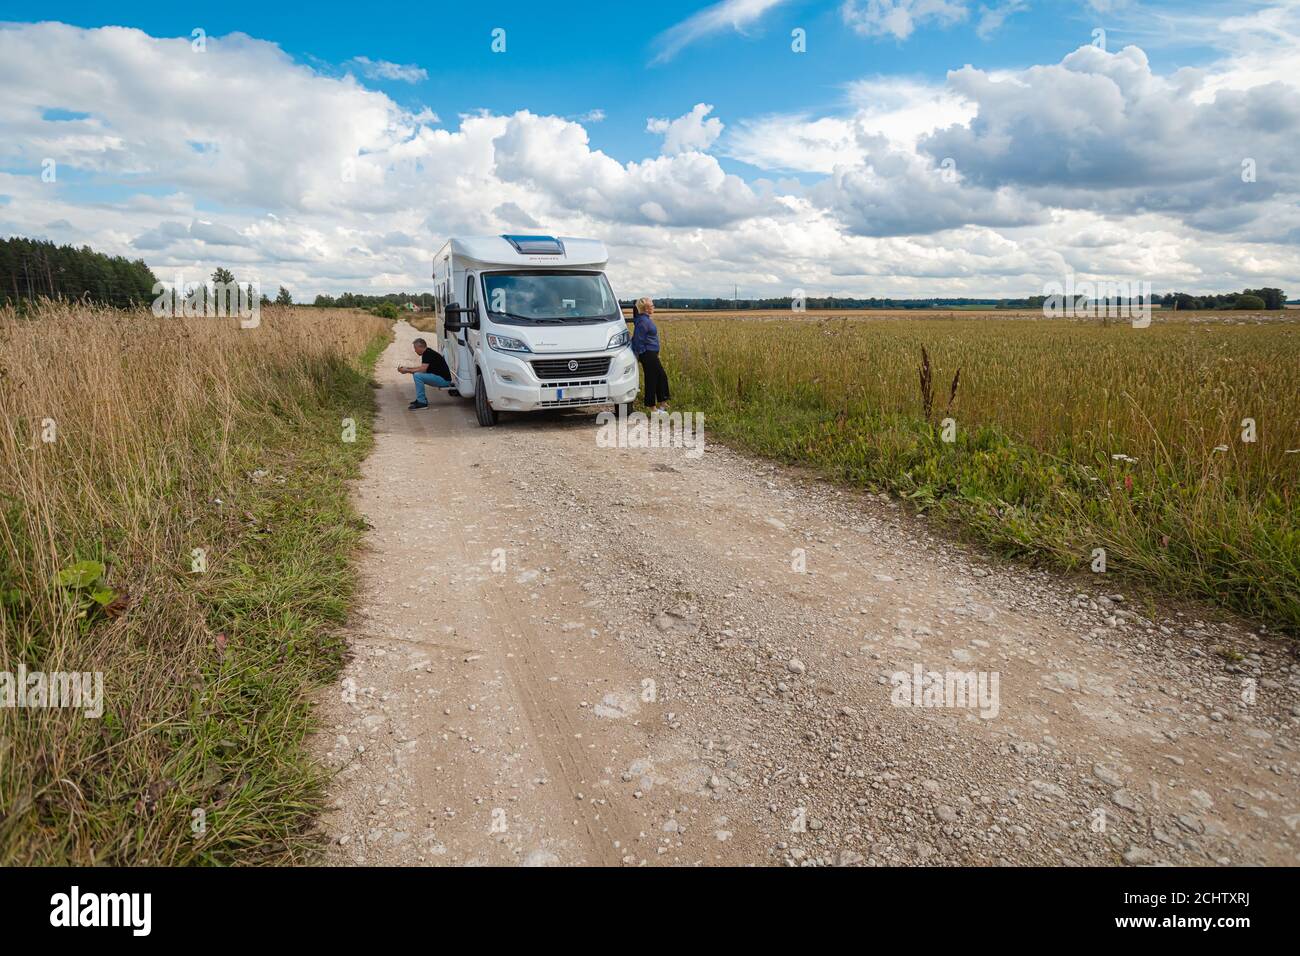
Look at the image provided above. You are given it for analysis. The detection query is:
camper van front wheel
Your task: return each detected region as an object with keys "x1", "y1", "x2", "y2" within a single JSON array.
[{"x1": 474, "y1": 369, "x2": 498, "y2": 427}]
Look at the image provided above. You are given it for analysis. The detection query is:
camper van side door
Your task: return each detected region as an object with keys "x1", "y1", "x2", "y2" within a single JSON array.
[
  {"x1": 454, "y1": 272, "x2": 479, "y2": 394},
  {"x1": 464, "y1": 274, "x2": 481, "y2": 331}
]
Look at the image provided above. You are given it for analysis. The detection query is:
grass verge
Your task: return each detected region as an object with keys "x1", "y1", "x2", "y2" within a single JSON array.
[
  {"x1": 0, "y1": 304, "x2": 391, "y2": 864},
  {"x1": 664, "y1": 316, "x2": 1299, "y2": 634}
]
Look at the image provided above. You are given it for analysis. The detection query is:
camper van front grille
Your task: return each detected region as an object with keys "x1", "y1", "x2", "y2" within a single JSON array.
[
  {"x1": 539, "y1": 395, "x2": 608, "y2": 407},
  {"x1": 532, "y1": 357, "x2": 611, "y2": 380},
  {"x1": 546, "y1": 378, "x2": 605, "y2": 388}
]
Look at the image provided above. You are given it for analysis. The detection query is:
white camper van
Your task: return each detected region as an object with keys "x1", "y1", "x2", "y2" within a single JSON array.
[{"x1": 431, "y1": 235, "x2": 639, "y2": 426}]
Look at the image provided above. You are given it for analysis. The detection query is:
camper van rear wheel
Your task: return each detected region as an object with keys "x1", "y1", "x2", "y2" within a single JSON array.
[{"x1": 474, "y1": 369, "x2": 498, "y2": 427}]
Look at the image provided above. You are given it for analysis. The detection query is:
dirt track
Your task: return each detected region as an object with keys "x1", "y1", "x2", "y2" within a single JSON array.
[{"x1": 313, "y1": 321, "x2": 1299, "y2": 866}]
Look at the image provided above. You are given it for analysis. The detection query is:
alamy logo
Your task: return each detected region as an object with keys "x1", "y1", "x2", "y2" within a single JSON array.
[
  {"x1": 1042, "y1": 275, "x2": 1152, "y2": 327},
  {"x1": 0, "y1": 665, "x2": 103, "y2": 718},
  {"x1": 152, "y1": 273, "x2": 261, "y2": 328},
  {"x1": 595, "y1": 406, "x2": 705, "y2": 459},
  {"x1": 49, "y1": 886, "x2": 151, "y2": 936},
  {"x1": 890, "y1": 663, "x2": 1000, "y2": 719}
]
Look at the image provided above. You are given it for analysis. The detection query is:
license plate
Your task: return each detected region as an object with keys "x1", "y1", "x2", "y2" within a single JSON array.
[{"x1": 556, "y1": 386, "x2": 593, "y2": 401}]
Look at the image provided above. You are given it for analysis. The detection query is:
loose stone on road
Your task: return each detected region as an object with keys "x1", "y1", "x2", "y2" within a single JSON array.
[{"x1": 314, "y1": 321, "x2": 1299, "y2": 867}]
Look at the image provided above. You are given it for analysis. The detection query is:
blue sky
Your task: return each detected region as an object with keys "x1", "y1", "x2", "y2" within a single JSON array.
[
  {"x1": 34, "y1": 0, "x2": 1212, "y2": 170},
  {"x1": 2, "y1": 1, "x2": 1299, "y2": 298}
]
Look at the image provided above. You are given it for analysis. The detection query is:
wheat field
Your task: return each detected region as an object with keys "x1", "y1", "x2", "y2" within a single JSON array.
[{"x1": 663, "y1": 313, "x2": 1300, "y2": 631}]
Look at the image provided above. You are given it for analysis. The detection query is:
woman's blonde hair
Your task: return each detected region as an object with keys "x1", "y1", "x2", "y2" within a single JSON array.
[{"x1": 634, "y1": 296, "x2": 653, "y2": 314}]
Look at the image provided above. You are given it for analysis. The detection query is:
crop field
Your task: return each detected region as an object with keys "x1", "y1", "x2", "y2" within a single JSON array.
[
  {"x1": 0, "y1": 303, "x2": 390, "y2": 864},
  {"x1": 662, "y1": 313, "x2": 1300, "y2": 632},
  {"x1": 653, "y1": 308, "x2": 1052, "y2": 321},
  {"x1": 652, "y1": 307, "x2": 1292, "y2": 324}
]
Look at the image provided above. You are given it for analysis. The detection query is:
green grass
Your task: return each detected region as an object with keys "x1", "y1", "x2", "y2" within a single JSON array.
[
  {"x1": 0, "y1": 312, "x2": 390, "y2": 865},
  {"x1": 173, "y1": 338, "x2": 387, "y2": 863},
  {"x1": 664, "y1": 316, "x2": 1300, "y2": 633}
]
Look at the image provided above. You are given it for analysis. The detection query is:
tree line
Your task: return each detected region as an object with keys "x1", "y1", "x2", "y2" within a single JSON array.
[
  {"x1": 0, "y1": 237, "x2": 300, "y2": 310},
  {"x1": 311, "y1": 291, "x2": 433, "y2": 309},
  {"x1": 2, "y1": 236, "x2": 1288, "y2": 315},
  {"x1": 623, "y1": 296, "x2": 1026, "y2": 310},
  {"x1": 0, "y1": 237, "x2": 157, "y2": 308},
  {"x1": 202, "y1": 268, "x2": 292, "y2": 308},
  {"x1": 1159, "y1": 288, "x2": 1288, "y2": 310},
  {"x1": 628, "y1": 292, "x2": 1290, "y2": 311}
]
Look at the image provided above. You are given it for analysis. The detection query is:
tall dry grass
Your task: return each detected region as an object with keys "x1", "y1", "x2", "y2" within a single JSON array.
[
  {"x1": 0, "y1": 302, "x2": 390, "y2": 864},
  {"x1": 665, "y1": 315, "x2": 1300, "y2": 630}
]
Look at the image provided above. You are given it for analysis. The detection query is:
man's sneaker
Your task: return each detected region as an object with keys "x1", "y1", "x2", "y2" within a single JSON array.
[{"x1": 408, "y1": 400, "x2": 428, "y2": 409}]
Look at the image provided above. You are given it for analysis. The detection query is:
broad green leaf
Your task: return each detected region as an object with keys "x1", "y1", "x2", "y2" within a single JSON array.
[
  {"x1": 56, "y1": 560, "x2": 105, "y2": 589},
  {"x1": 89, "y1": 587, "x2": 117, "y2": 606}
]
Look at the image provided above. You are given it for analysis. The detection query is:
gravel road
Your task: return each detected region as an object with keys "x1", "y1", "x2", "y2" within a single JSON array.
[{"x1": 313, "y1": 322, "x2": 1299, "y2": 866}]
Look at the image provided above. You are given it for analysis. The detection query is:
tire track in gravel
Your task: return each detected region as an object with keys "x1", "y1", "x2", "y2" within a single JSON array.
[{"x1": 313, "y1": 322, "x2": 1299, "y2": 867}]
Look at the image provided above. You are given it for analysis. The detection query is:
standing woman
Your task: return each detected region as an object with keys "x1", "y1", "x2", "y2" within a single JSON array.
[{"x1": 630, "y1": 297, "x2": 671, "y2": 411}]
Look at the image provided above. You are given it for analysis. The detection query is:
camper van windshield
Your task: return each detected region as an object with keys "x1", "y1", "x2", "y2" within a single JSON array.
[{"x1": 481, "y1": 271, "x2": 618, "y2": 325}]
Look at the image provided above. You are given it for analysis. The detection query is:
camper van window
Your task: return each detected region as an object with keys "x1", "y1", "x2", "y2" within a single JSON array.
[{"x1": 481, "y1": 271, "x2": 618, "y2": 325}]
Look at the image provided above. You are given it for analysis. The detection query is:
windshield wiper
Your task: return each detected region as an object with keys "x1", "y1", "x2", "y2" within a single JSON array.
[
  {"x1": 488, "y1": 311, "x2": 554, "y2": 322},
  {"x1": 490, "y1": 312, "x2": 576, "y2": 324}
]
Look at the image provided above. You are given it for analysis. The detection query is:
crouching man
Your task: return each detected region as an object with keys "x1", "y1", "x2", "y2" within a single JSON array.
[{"x1": 399, "y1": 338, "x2": 454, "y2": 409}]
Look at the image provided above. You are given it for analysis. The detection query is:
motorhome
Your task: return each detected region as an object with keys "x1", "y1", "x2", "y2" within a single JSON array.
[{"x1": 431, "y1": 235, "x2": 639, "y2": 426}]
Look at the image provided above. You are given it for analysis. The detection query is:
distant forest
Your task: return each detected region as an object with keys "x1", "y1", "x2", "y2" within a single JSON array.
[
  {"x1": 624, "y1": 296, "x2": 1024, "y2": 310},
  {"x1": 0, "y1": 236, "x2": 1290, "y2": 313},
  {"x1": 313, "y1": 292, "x2": 1292, "y2": 312},
  {"x1": 619, "y1": 291, "x2": 1291, "y2": 311},
  {"x1": 313, "y1": 291, "x2": 434, "y2": 308},
  {"x1": 1158, "y1": 288, "x2": 1288, "y2": 310},
  {"x1": 0, "y1": 237, "x2": 157, "y2": 308}
]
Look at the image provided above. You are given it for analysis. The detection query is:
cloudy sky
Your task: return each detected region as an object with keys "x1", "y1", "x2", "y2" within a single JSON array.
[{"x1": 2, "y1": 0, "x2": 1298, "y2": 300}]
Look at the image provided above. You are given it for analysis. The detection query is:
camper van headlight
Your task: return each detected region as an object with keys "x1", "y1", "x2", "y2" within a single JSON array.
[
  {"x1": 607, "y1": 328, "x2": 630, "y2": 350},
  {"x1": 486, "y1": 333, "x2": 531, "y2": 353}
]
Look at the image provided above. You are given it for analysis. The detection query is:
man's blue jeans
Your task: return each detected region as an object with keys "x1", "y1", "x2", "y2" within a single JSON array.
[{"x1": 413, "y1": 372, "x2": 452, "y2": 402}]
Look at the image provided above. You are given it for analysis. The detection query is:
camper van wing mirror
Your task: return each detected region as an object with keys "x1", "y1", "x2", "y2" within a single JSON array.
[{"x1": 444, "y1": 304, "x2": 471, "y2": 331}]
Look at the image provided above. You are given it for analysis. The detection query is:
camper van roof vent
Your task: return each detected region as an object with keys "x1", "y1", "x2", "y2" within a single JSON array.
[{"x1": 502, "y1": 234, "x2": 566, "y2": 256}]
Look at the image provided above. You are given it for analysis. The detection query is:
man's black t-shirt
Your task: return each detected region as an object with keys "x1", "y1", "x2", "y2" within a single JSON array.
[{"x1": 419, "y1": 348, "x2": 451, "y2": 380}]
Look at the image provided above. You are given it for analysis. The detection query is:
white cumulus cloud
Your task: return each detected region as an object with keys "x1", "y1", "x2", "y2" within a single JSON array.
[
  {"x1": 647, "y1": 103, "x2": 725, "y2": 155},
  {"x1": 1, "y1": 18, "x2": 1298, "y2": 302}
]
